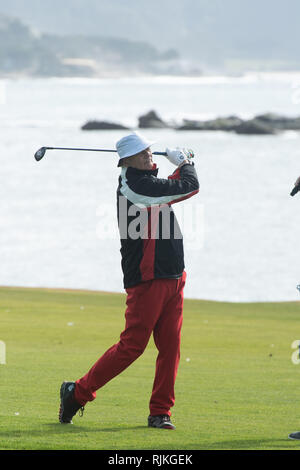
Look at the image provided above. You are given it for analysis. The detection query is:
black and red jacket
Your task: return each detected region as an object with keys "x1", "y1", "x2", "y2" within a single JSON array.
[{"x1": 117, "y1": 162, "x2": 199, "y2": 289}]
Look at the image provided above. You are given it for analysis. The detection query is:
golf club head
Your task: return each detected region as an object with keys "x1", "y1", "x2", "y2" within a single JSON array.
[
  {"x1": 34, "y1": 147, "x2": 47, "y2": 161},
  {"x1": 291, "y1": 183, "x2": 300, "y2": 196}
]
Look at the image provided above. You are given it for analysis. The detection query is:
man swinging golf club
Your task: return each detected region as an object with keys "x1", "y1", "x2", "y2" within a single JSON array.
[{"x1": 58, "y1": 132, "x2": 199, "y2": 429}]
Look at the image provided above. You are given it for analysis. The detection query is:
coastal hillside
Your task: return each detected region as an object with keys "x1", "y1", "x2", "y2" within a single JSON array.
[{"x1": 0, "y1": 13, "x2": 183, "y2": 77}]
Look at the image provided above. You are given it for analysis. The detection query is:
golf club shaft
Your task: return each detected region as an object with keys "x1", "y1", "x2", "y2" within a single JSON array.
[{"x1": 43, "y1": 146, "x2": 167, "y2": 156}]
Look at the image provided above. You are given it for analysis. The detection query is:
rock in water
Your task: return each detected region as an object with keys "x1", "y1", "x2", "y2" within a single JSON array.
[
  {"x1": 138, "y1": 110, "x2": 169, "y2": 128},
  {"x1": 177, "y1": 116, "x2": 243, "y2": 131},
  {"x1": 176, "y1": 119, "x2": 206, "y2": 130},
  {"x1": 254, "y1": 113, "x2": 300, "y2": 130},
  {"x1": 204, "y1": 116, "x2": 243, "y2": 131},
  {"x1": 234, "y1": 119, "x2": 277, "y2": 135},
  {"x1": 81, "y1": 121, "x2": 130, "y2": 130}
]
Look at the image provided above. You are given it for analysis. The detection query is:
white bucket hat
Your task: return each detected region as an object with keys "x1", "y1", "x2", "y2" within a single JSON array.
[{"x1": 116, "y1": 132, "x2": 155, "y2": 166}]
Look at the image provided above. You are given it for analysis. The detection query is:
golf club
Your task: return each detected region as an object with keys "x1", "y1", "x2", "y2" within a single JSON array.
[
  {"x1": 34, "y1": 146, "x2": 168, "y2": 162},
  {"x1": 290, "y1": 183, "x2": 300, "y2": 197}
]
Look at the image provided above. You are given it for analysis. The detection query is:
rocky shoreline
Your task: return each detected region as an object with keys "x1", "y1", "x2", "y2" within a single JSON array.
[{"x1": 81, "y1": 110, "x2": 300, "y2": 135}]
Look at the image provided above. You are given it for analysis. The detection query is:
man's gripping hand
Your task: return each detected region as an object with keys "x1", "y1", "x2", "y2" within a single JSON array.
[{"x1": 165, "y1": 147, "x2": 194, "y2": 167}]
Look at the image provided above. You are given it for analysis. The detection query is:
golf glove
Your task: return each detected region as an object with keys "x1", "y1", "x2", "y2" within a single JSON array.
[{"x1": 165, "y1": 147, "x2": 194, "y2": 166}]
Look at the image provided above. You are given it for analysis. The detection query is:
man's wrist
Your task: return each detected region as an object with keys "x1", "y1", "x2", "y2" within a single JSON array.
[{"x1": 178, "y1": 159, "x2": 190, "y2": 168}]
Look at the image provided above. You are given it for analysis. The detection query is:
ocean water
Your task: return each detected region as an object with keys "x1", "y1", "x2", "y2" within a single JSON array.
[{"x1": 0, "y1": 72, "x2": 300, "y2": 302}]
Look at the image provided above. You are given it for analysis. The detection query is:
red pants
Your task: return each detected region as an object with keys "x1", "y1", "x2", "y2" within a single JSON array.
[{"x1": 74, "y1": 271, "x2": 186, "y2": 416}]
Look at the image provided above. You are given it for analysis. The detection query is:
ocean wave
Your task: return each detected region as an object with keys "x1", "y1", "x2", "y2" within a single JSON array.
[{"x1": 17, "y1": 71, "x2": 300, "y2": 87}]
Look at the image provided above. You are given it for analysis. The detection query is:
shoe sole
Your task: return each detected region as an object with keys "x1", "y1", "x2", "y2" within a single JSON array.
[
  {"x1": 59, "y1": 381, "x2": 73, "y2": 424},
  {"x1": 148, "y1": 423, "x2": 176, "y2": 430}
]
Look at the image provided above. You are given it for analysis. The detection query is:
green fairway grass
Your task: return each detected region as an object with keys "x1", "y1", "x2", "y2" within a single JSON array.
[{"x1": 0, "y1": 286, "x2": 300, "y2": 450}]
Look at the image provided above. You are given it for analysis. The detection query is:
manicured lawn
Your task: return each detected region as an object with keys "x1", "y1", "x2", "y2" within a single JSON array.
[{"x1": 0, "y1": 286, "x2": 299, "y2": 450}]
